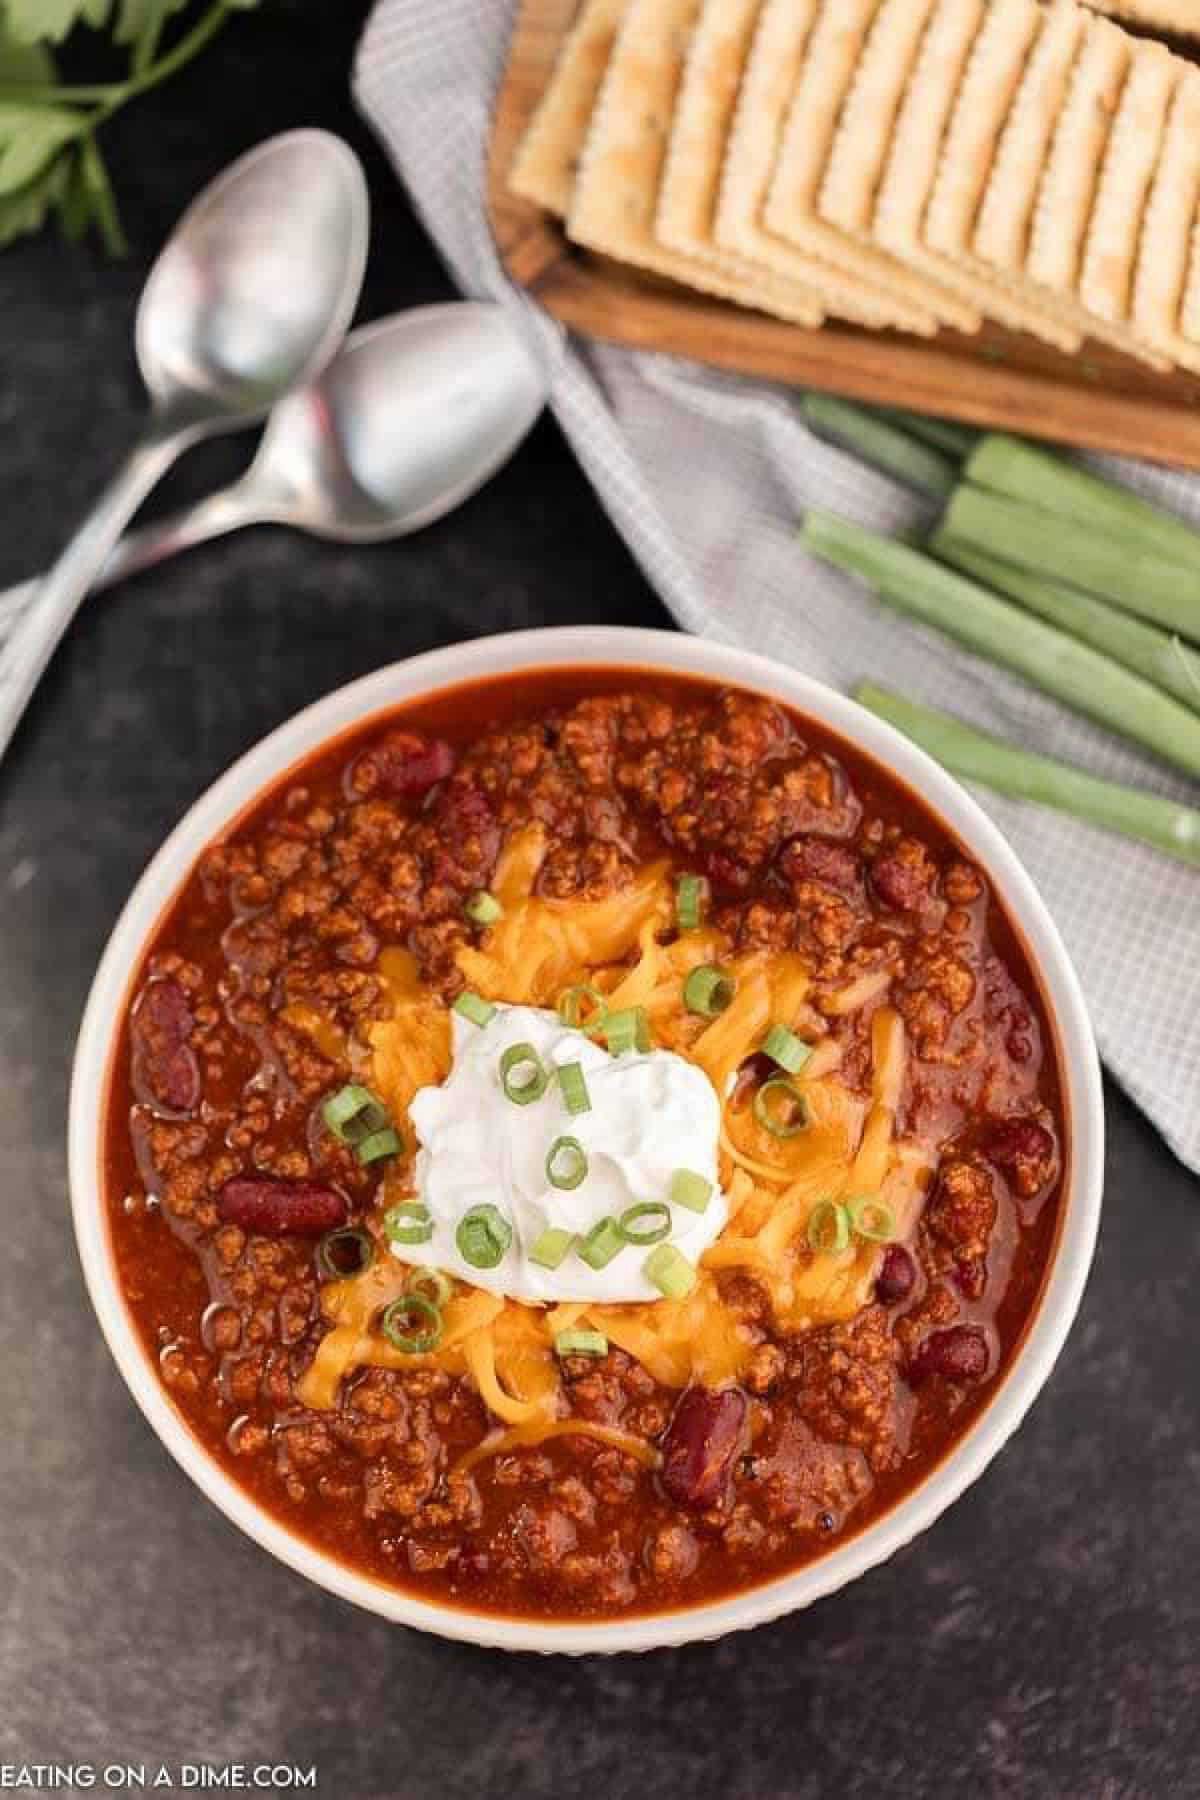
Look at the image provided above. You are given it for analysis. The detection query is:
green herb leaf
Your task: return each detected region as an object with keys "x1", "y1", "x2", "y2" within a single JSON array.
[
  {"x1": 3, "y1": 0, "x2": 112, "y2": 46},
  {"x1": 114, "y1": 0, "x2": 188, "y2": 72},
  {"x1": 0, "y1": 0, "x2": 259, "y2": 256},
  {"x1": 0, "y1": 17, "x2": 57, "y2": 84},
  {"x1": 0, "y1": 102, "x2": 82, "y2": 195},
  {"x1": 0, "y1": 154, "x2": 68, "y2": 246}
]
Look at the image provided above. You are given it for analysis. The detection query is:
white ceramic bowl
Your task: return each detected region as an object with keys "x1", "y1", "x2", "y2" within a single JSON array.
[{"x1": 69, "y1": 627, "x2": 1104, "y2": 1654}]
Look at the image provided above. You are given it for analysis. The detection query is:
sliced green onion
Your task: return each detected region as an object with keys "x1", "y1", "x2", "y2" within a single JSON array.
[
  {"x1": 322, "y1": 1083, "x2": 389, "y2": 1145},
  {"x1": 874, "y1": 405, "x2": 981, "y2": 459},
  {"x1": 942, "y1": 483, "x2": 1200, "y2": 645},
  {"x1": 554, "y1": 1328, "x2": 609, "y2": 1359},
  {"x1": 577, "y1": 1217, "x2": 625, "y2": 1270},
  {"x1": 323, "y1": 1084, "x2": 367, "y2": 1134},
  {"x1": 846, "y1": 1193, "x2": 897, "y2": 1243},
  {"x1": 670, "y1": 1169, "x2": 713, "y2": 1214},
  {"x1": 465, "y1": 889, "x2": 502, "y2": 926},
  {"x1": 643, "y1": 1243, "x2": 697, "y2": 1300},
  {"x1": 676, "y1": 872, "x2": 707, "y2": 931},
  {"x1": 453, "y1": 990, "x2": 496, "y2": 1028},
  {"x1": 931, "y1": 535, "x2": 1200, "y2": 715},
  {"x1": 499, "y1": 1042, "x2": 549, "y2": 1105},
  {"x1": 384, "y1": 1201, "x2": 434, "y2": 1246},
  {"x1": 803, "y1": 391, "x2": 958, "y2": 502},
  {"x1": 618, "y1": 1201, "x2": 672, "y2": 1245},
  {"x1": 802, "y1": 511, "x2": 1200, "y2": 782},
  {"x1": 379, "y1": 1292, "x2": 442, "y2": 1355},
  {"x1": 807, "y1": 1199, "x2": 851, "y2": 1253},
  {"x1": 456, "y1": 1204, "x2": 512, "y2": 1269},
  {"x1": 558, "y1": 983, "x2": 607, "y2": 1030},
  {"x1": 317, "y1": 1226, "x2": 375, "y2": 1280},
  {"x1": 557, "y1": 1061, "x2": 591, "y2": 1116},
  {"x1": 753, "y1": 1075, "x2": 809, "y2": 1138},
  {"x1": 356, "y1": 1126, "x2": 405, "y2": 1166},
  {"x1": 965, "y1": 431, "x2": 1200, "y2": 579},
  {"x1": 762, "y1": 1023, "x2": 812, "y2": 1075},
  {"x1": 602, "y1": 1006, "x2": 651, "y2": 1055},
  {"x1": 856, "y1": 683, "x2": 1200, "y2": 869},
  {"x1": 406, "y1": 1266, "x2": 452, "y2": 1308},
  {"x1": 529, "y1": 1226, "x2": 576, "y2": 1270},
  {"x1": 546, "y1": 1135, "x2": 588, "y2": 1191},
  {"x1": 683, "y1": 965, "x2": 736, "y2": 1018}
]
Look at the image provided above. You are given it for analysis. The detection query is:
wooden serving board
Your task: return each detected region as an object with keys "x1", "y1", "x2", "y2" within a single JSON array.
[{"x1": 487, "y1": 0, "x2": 1200, "y2": 470}]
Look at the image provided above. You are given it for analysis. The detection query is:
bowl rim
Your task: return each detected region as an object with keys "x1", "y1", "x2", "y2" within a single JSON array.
[{"x1": 69, "y1": 625, "x2": 1104, "y2": 1655}]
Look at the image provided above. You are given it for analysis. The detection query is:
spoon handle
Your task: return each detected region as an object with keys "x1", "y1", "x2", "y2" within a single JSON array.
[
  {"x1": 0, "y1": 483, "x2": 266, "y2": 648},
  {"x1": 0, "y1": 427, "x2": 182, "y2": 760},
  {"x1": 107, "y1": 483, "x2": 264, "y2": 582}
]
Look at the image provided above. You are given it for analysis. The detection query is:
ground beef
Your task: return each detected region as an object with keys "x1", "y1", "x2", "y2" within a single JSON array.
[
  {"x1": 789, "y1": 1307, "x2": 905, "y2": 1474},
  {"x1": 870, "y1": 835, "x2": 940, "y2": 914},
  {"x1": 924, "y1": 1158, "x2": 998, "y2": 1298}
]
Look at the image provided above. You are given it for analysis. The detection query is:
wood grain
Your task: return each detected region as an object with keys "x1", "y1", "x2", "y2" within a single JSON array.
[{"x1": 486, "y1": 0, "x2": 1200, "y2": 469}]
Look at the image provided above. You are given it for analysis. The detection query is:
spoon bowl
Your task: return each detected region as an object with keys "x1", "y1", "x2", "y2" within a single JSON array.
[
  {"x1": 245, "y1": 304, "x2": 550, "y2": 539},
  {"x1": 0, "y1": 304, "x2": 548, "y2": 636},
  {"x1": 0, "y1": 129, "x2": 369, "y2": 762},
  {"x1": 137, "y1": 130, "x2": 369, "y2": 427}
]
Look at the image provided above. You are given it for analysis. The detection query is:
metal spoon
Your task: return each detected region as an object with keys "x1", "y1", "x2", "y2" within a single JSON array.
[
  {"x1": 0, "y1": 129, "x2": 369, "y2": 760},
  {"x1": 0, "y1": 304, "x2": 548, "y2": 639}
]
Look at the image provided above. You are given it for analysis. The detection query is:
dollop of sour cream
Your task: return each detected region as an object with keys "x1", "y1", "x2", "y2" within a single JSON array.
[{"x1": 404, "y1": 1003, "x2": 727, "y2": 1303}]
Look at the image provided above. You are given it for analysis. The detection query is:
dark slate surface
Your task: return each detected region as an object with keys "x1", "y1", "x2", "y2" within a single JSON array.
[{"x1": 1, "y1": 7, "x2": 1196, "y2": 1796}]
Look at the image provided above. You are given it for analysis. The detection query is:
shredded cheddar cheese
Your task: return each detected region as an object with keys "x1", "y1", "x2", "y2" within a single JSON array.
[
  {"x1": 299, "y1": 828, "x2": 918, "y2": 1445},
  {"x1": 279, "y1": 1001, "x2": 348, "y2": 1067},
  {"x1": 453, "y1": 1419, "x2": 662, "y2": 1477}
]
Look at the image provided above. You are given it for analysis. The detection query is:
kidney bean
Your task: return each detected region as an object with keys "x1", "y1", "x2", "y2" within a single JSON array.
[
  {"x1": 369, "y1": 732, "x2": 456, "y2": 796},
  {"x1": 926, "y1": 1160, "x2": 996, "y2": 1256},
  {"x1": 431, "y1": 781, "x2": 500, "y2": 885},
  {"x1": 780, "y1": 834, "x2": 861, "y2": 896},
  {"x1": 907, "y1": 1325, "x2": 989, "y2": 1386},
  {"x1": 985, "y1": 1119, "x2": 1054, "y2": 1172},
  {"x1": 216, "y1": 1178, "x2": 346, "y2": 1238},
  {"x1": 870, "y1": 840, "x2": 936, "y2": 912},
  {"x1": 876, "y1": 1244, "x2": 917, "y2": 1305},
  {"x1": 131, "y1": 976, "x2": 200, "y2": 1113},
  {"x1": 659, "y1": 1385, "x2": 749, "y2": 1511}
]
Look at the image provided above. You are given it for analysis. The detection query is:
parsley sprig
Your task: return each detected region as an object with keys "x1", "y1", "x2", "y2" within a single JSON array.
[{"x1": 0, "y1": 0, "x2": 260, "y2": 253}]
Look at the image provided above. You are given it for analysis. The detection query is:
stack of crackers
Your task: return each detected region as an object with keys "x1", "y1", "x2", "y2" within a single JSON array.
[{"x1": 508, "y1": 0, "x2": 1200, "y2": 370}]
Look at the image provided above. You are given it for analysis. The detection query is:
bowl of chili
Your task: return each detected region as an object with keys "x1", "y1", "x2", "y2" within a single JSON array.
[{"x1": 69, "y1": 626, "x2": 1104, "y2": 1653}]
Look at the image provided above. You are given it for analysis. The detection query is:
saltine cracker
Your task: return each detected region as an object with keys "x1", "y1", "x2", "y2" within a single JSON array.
[
  {"x1": 974, "y1": 0, "x2": 1088, "y2": 273},
  {"x1": 875, "y1": 0, "x2": 1081, "y2": 346},
  {"x1": 1027, "y1": 14, "x2": 1131, "y2": 295},
  {"x1": 656, "y1": 0, "x2": 890, "y2": 325},
  {"x1": 764, "y1": 0, "x2": 972, "y2": 329},
  {"x1": 509, "y1": 0, "x2": 630, "y2": 217},
  {"x1": 945, "y1": 1, "x2": 1167, "y2": 364},
  {"x1": 568, "y1": 0, "x2": 825, "y2": 325},
  {"x1": 819, "y1": 0, "x2": 945, "y2": 238},
  {"x1": 1079, "y1": 38, "x2": 1180, "y2": 324},
  {"x1": 1134, "y1": 69, "x2": 1200, "y2": 367},
  {"x1": 711, "y1": 0, "x2": 927, "y2": 329}
]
